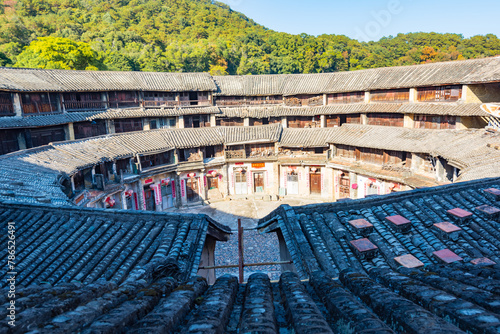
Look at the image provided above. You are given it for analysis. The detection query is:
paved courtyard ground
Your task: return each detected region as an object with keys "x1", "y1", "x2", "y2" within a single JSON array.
[
  {"x1": 170, "y1": 197, "x2": 328, "y2": 230},
  {"x1": 170, "y1": 197, "x2": 331, "y2": 280}
]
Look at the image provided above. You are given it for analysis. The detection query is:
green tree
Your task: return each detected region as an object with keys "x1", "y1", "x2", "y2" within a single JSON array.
[
  {"x1": 14, "y1": 36, "x2": 104, "y2": 70},
  {"x1": 0, "y1": 0, "x2": 499, "y2": 74},
  {"x1": 0, "y1": 51, "x2": 11, "y2": 66}
]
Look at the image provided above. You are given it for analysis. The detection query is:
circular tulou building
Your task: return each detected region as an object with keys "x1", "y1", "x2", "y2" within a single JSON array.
[{"x1": 2, "y1": 57, "x2": 500, "y2": 333}]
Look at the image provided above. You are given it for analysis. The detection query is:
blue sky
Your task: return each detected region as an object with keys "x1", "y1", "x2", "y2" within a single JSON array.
[{"x1": 218, "y1": 0, "x2": 499, "y2": 41}]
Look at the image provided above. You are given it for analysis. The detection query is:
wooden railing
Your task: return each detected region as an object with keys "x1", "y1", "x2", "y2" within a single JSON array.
[
  {"x1": 22, "y1": 103, "x2": 60, "y2": 115},
  {"x1": 179, "y1": 100, "x2": 212, "y2": 107},
  {"x1": 143, "y1": 100, "x2": 212, "y2": 108},
  {"x1": 143, "y1": 100, "x2": 178, "y2": 108},
  {"x1": 63, "y1": 100, "x2": 107, "y2": 111},
  {"x1": 216, "y1": 99, "x2": 282, "y2": 106},
  {"x1": 225, "y1": 150, "x2": 246, "y2": 159},
  {"x1": 108, "y1": 100, "x2": 140, "y2": 108},
  {"x1": 225, "y1": 150, "x2": 276, "y2": 160}
]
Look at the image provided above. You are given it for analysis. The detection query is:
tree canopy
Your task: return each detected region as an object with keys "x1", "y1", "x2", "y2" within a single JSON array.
[
  {"x1": 14, "y1": 37, "x2": 104, "y2": 70},
  {"x1": 0, "y1": 0, "x2": 499, "y2": 74}
]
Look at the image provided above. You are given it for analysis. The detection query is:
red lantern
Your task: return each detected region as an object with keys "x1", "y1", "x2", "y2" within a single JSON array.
[
  {"x1": 210, "y1": 170, "x2": 218, "y2": 177},
  {"x1": 161, "y1": 178, "x2": 170, "y2": 186},
  {"x1": 124, "y1": 190, "x2": 133, "y2": 197},
  {"x1": 105, "y1": 197, "x2": 116, "y2": 207},
  {"x1": 311, "y1": 167, "x2": 317, "y2": 173},
  {"x1": 188, "y1": 172, "x2": 196, "y2": 178}
]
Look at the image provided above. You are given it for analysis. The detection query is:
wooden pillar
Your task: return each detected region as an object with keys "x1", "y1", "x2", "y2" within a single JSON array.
[
  {"x1": 174, "y1": 172, "x2": 182, "y2": 208},
  {"x1": 277, "y1": 229, "x2": 296, "y2": 273},
  {"x1": 360, "y1": 113, "x2": 368, "y2": 125},
  {"x1": 210, "y1": 114, "x2": 216, "y2": 127},
  {"x1": 281, "y1": 116, "x2": 287, "y2": 128},
  {"x1": 17, "y1": 131, "x2": 27, "y2": 150},
  {"x1": 178, "y1": 115, "x2": 185, "y2": 128},
  {"x1": 364, "y1": 91, "x2": 371, "y2": 104},
  {"x1": 12, "y1": 93, "x2": 22, "y2": 117},
  {"x1": 409, "y1": 88, "x2": 417, "y2": 103},
  {"x1": 404, "y1": 114, "x2": 415, "y2": 128},
  {"x1": 138, "y1": 183, "x2": 146, "y2": 211},
  {"x1": 320, "y1": 115, "x2": 326, "y2": 128},
  {"x1": 197, "y1": 236, "x2": 217, "y2": 284},
  {"x1": 66, "y1": 122, "x2": 75, "y2": 141},
  {"x1": 105, "y1": 119, "x2": 115, "y2": 134},
  {"x1": 143, "y1": 118, "x2": 151, "y2": 131}
]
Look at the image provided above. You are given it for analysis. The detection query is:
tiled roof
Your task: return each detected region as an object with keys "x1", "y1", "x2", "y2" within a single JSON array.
[
  {"x1": 327, "y1": 124, "x2": 500, "y2": 180},
  {"x1": 0, "y1": 68, "x2": 217, "y2": 92},
  {"x1": 215, "y1": 57, "x2": 500, "y2": 96},
  {"x1": 0, "y1": 112, "x2": 101, "y2": 129},
  {"x1": 7, "y1": 240, "x2": 500, "y2": 332},
  {"x1": 213, "y1": 74, "x2": 289, "y2": 96},
  {"x1": 3, "y1": 124, "x2": 500, "y2": 204},
  {"x1": 399, "y1": 103, "x2": 489, "y2": 116},
  {"x1": 0, "y1": 202, "x2": 229, "y2": 287},
  {"x1": 3, "y1": 57, "x2": 500, "y2": 96},
  {"x1": 219, "y1": 123, "x2": 282, "y2": 144},
  {"x1": 280, "y1": 128, "x2": 337, "y2": 147},
  {"x1": 0, "y1": 102, "x2": 488, "y2": 130},
  {"x1": 3, "y1": 177, "x2": 500, "y2": 333},
  {"x1": 0, "y1": 107, "x2": 222, "y2": 129},
  {"x1": 218, "y1": 103, "x2": 489, "y2": 118},
  {"x1": 0, "y1": 125, "x2": 284, "y2": 204},
  {"x1": 88, "y1": 106, "x2": 221, "y2": 119},
  {"x1": 254, "y1": 178, "x2": 500, "y2": 332}
]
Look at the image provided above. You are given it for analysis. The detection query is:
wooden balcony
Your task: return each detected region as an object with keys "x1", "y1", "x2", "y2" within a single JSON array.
[
  {"x1": 226, "y1": 150, "x2": 246, "y2": 160},
  {"x1": 179, "y1": 100, "x2": 212, "y2": 107},
  {"x1": 216, "y1": 99, "x2": 283, "y2": 107},
  {"x1": 143, "y1": 100, "x2": 178, "y2": 108},
  {"x1": 143, "y1": 100, "x2": 212, "y2": 108},
  {"x1": 108, "y1": 100, "x2": 140, "y2": 108},
  {"x1": 22, "y1": 103, "x2": 60, "y2": 116},
  {"x1": 225, "y1": 149, "x2": 277, "y2": 160},
  {"x1": 63, "y1": 100, "x2": 107, "y2": 111}
]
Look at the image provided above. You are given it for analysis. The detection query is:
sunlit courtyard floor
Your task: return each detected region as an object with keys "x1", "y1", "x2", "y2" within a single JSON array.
[
  {"x1": 170, "y1": 197, "x2": 329, "y2": 280},
  {"x1": 170, "y1": 197, "x2": 328, "y2": 230}
]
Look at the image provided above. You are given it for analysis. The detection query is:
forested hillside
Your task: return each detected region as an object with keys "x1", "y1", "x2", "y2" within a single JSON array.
[{"x1": 1, "y1": 0, "x2": 499, "y2": 74}]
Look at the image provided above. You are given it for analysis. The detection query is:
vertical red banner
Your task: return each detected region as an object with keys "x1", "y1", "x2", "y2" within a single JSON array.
[{"x1": 172, "y1": 180, "x2": 176, "y2": 198}]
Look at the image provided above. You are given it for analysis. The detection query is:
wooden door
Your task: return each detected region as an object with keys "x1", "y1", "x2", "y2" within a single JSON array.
[
  {"x1": 287, "y1": 172, "x2": 299, "y2": 195},
  {"x1": 339, "y1": 175, "x2": 350, "y2": 199},
  {"x1": 310, "y1": 173, "x2": 321, "y2": 195},
  {"x1": 235, "y1": 170, "x2": 247, "y2": 195},
  {"x1": 144, "y1": 187, "x2": 155, "y2": 211},
  {"x1": 30, "y1": 126, "x2": 66, "y2": 147},
  {"x1": 186, "y1": 178, "x2": 200, "y2": 203},
  {"x1": 254, "y1": 173, "x2": 264, "y2": 193}
]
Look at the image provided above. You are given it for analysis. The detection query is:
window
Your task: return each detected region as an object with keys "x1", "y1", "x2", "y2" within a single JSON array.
[
  {"x1": 0, "y1": 93, "x2": 14, "y2": 116},
  {"x1": 114, "y1": 118, "x2": 143, "y2": 133},
  {"x1": 328, "y1": 92, "x2": 365, "y2": 104},
  {"x1": 417, "y1": 86, "x2": 462, "y2": 102},
  {"x1": 370, "y1": 89, "x2": 409, "y2": 103}
]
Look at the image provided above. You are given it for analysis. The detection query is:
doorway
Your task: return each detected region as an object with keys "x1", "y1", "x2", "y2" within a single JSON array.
[
  {"x1": 287, "y1": 171, "x2": 299, "y2": 195},
  {"x1": 235, "y1": 169, "x2": 247, "y2": 195},
  {"x1": 143, "y1": 186, "x2": 156, "y2": 211},
  {"x1": 310, "y1": 169, "x2": 321, "y2": 195},
  {"x1": 254, "y1": 172, "x2": 264, "y2": 193},
  {"x1": 186, "y1": 178, "x2": 200, "y2": 203},
  {"x1": 339, "y1": 174, "x2": 350, "y2": 199}
]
